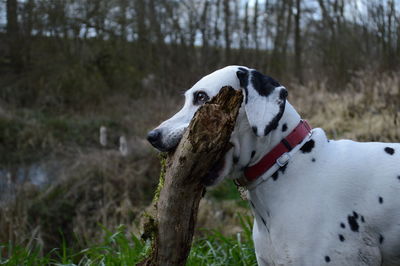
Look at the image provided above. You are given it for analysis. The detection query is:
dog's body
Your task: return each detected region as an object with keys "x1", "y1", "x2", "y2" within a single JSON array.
[
  {"x1": 147, "y1": 66, "x2": 400, "y2": 265},
  {"x1": 250, "y1": 128, "x2": 400, "y2": 266}
]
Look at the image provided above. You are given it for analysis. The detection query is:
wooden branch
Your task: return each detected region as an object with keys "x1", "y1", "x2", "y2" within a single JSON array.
[{"x1": 139, "y1": 86, "x2": 243, "y2": 266}]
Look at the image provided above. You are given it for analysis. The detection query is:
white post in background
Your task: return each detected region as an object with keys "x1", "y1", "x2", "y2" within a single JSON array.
[
  {"x1": 119, "y1": 136, "x2": 129, "y2": 156},
  {"x1": 100, "y1": 126, "x2": 107, "y2": 147}
]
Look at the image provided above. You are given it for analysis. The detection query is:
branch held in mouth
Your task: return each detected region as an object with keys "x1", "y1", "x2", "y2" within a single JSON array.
[{"x1": 138, "y1": 86, "x2": 243, "y2": 266}]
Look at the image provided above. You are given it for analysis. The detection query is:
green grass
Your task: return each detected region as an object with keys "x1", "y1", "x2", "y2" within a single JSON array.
[
  {"x1": 188, "y1": 215, "x2": 256, "y2": 266},
  {"x1": 0, "y1": 216, "x2": 256, "y2": 266},
  {"x1": 208, "y1": 179, "x2": 249, "y2": 208}
]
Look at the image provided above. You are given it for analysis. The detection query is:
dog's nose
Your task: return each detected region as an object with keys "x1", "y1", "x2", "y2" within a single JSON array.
[{"x1": 147, "y1": 129, "x2": 161, "y2": 145}]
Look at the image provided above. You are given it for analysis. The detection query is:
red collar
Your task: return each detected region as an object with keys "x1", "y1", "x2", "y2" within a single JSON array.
[{"x1": 243, "y1": 120, "x2": 312, "y2": 182}]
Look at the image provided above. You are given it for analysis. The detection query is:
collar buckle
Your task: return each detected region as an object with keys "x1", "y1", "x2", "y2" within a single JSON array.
[{"x1": 276, "y1": 152, "x2": 290, "y2": 167}]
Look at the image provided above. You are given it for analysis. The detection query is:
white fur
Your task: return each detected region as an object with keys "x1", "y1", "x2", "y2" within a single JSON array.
[{"x1": 150, "y1": 66, "x2": 400, "y2": 266}]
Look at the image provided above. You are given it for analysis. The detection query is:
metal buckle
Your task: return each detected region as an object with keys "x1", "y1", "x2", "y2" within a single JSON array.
[
  {"x1": 233, "y1": 178, "x2": 249, "y2": 200},
  {"x1": 276, "y1": 152, "x2": 290, "y2": 167}
]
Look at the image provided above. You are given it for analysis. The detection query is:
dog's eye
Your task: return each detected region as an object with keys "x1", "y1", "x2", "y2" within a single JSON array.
[{"x1": 193, "y1": 91, "x2": 209, "y2": 105}]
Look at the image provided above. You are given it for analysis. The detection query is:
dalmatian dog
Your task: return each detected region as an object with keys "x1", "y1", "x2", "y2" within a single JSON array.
[{"x1": 147, "y1": 66, "x2": 400, "y2": 266}]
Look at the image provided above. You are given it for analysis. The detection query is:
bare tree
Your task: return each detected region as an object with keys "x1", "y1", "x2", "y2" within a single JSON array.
[
  {"x1": 253, "y1": 0, "x2": 259, "y2": 52},
  {"x1": 223, "y1": 0, "x2": 231, "y2": 63},
  {"x1": 6, "y1": 0, "x2": 22, "y2": 72},
  {"x1": 243, "y1": 0, "x2": 250, "y2": 49},
  {"x1": 1, "y1": 0, "x2": 400, "y2": 102},
  {"x1": 294, "y1": 0, "x2": 303, "y2": 83}
]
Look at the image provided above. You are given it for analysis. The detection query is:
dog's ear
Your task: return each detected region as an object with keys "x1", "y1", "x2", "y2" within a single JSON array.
[{"x1": 236, "y1": 68, "x2": 288, "y2": 137}]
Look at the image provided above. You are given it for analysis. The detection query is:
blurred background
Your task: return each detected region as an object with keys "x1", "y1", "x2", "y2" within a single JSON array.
[{"x1": 0, "y1": 0, "x2": 399, "y2": 263}]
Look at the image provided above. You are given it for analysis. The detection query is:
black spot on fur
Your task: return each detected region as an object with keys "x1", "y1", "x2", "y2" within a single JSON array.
[
  {"x1": 261, "y1": 216, "x2": 267, "y2": 227},
  {"x1": 279, "y1": 88, "x2": 288, "y2": 100},
  {"x1": 347, "y1": 212, "x2": 359, "y2": 232},
  {"x1": 379, "y1": 196, "x2": 383, "y2": 204},
  {"x1": 300, "y1": 139, "x2": 315, "y2": 153},
  {"x1": 325, "y1": 256, "x2": 331, "y2": 263},
  {"x1": 384, "y1": 147, "x2": 395, "y2": 155},
  {"x1": 263, "y1": 98, "x2": 286, "y2": 136},
  {"x1": 361, "y1": 216, "x2": 365, "y2": 223},
  {"x1": 271, "y1": 164, "x2": 288, "y2": 181},
  {"x1": 339, "y1": 234, "x2": 345, "y2": 242},
  {"x1": 252, "y1": 126, "x2": 258, "y2": 135},
  {"x1": 250, "y1": 70, "x2": 280, "y2": 97},
  {"x1": 379, "y1": 234, "x2": 384, "y2": 244},
  {"x1": 233, "y1": 156, "x2": 239, "y2": 164},
  {"x1": 282, "y1": 123, "x2": 288, "y2": 132},
  {"x1": 280, "y1": 164, "x2": 288, "y2": 174},
  {"x1": 237, "y1": 68, "x2": 249, "y2": 104},
  {"x1": 271, "y1": 172, "x2": 279, "y2": 181},
  {"x1": 340, "y1": 223, "x2": 346, "y2": 229},
  {"x1": 312, "y1": 158, "x2": 316, "y2": 162},
  {"x1": 237, "y1": 68, "x2": 249, "y2": 86},
  {"x1": 398, "y1": 175, "x2": 400, "y2": 180},
  {"x1": 251, "y1": 150, "x2": 256, "y2": 158}
]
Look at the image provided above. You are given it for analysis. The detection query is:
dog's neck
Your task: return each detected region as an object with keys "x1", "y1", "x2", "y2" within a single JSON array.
[{"x1": 250, "y1": 102, "x2": 301, "y2": 166}]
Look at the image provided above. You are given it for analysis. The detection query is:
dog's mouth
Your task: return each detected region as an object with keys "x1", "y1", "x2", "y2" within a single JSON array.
[
  {"x1": 163, "y1": 130, "x2": 186, "y2": 152},
  {"x1": 148, "y1": 126, "x2": 229, "y2": 187},
  {"x1": 153, "y1": 137, "x2": 181, "y2": 153},
  {"x1": 147, "y1": 127, "x2": 186, "y2": 153}
]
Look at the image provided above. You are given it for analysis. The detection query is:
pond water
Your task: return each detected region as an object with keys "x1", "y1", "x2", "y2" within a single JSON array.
[{"x1": 0, "y1": 161, "x2": 60, "y2": 204}]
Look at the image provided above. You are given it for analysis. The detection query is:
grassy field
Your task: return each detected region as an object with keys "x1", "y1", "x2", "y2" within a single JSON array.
[
  {"x1": 1, "y1": 216, "x2": 256, "y2": 266},
  {"x1": 0, "y1": 69, "x2": 399, "y2": 265}
]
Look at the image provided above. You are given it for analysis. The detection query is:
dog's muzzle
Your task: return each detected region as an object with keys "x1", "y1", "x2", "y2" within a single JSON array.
[
  {"x1": 147, "y1": 129, "x2": 167, "y2": 152},
  {"x1": 147, "y1": 128, "x2": 184, "y2": 152}
]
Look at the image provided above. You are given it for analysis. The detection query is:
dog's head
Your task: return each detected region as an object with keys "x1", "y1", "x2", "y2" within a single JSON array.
[{"x1": 147, "y1": 65, "x2": 288, "y2": 185}]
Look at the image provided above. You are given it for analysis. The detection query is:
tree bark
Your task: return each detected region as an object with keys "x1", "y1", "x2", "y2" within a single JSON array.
[
  {"x1": 294, "y1": 0, "x2": 303, "y2": 84},
  {"x1": 6, "y1": 0, "x2": 22, "y2": 72},
  {"x1": 139, "y1": 87, "x2": 243, "y2": 266},
  {"x1": 223, "y1": 0, "x2": 231, "y2": 63},
  {"x1": 252, "y1": 0, "x2": 259, "y2": 52}
]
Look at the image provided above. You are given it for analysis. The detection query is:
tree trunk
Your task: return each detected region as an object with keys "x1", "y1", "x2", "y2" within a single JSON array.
[
  {"x1": 294, "y1": 0, "x2": 303, "y2": 84},
  {"x1": 252, "y1": 0, "x2": 259, "y2": 52},
  {"x1": 243, "y1": 1, "x2": 250, "y2": 49},
  {"x1": 223, "y1": 0, "x2": 231, "y2": 63},
  {"x1": 6, "y1": 0, "x2": 18, "y2": 39},
  {"x1": 6, "y1": 0, "x2": 22, "y2": 72},
  {"x1": 200, "y1": 1, "x2": 210, "y2": 50},
  {"x1": 282, "y1": 0, "x2": 293, "y2": 64},
  {"x1": 139, "y1": 87, "x2": 243, "y2": 266}
]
